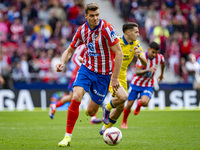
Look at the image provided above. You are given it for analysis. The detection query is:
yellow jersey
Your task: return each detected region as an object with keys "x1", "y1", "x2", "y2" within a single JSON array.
[{"x1": 109, "y1": 35, "x2": 144, "y2": 94}]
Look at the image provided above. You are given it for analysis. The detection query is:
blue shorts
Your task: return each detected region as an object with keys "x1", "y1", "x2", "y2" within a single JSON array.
[
  {"x1": 68, "y1": 78, "x2": 75, "y2": 92},
  {"x1": 73, "y1": 65, "x2": 111, "y2": 105},
  {"x1": 128, "y1": 84, "x2": 153, "y2": 101}
]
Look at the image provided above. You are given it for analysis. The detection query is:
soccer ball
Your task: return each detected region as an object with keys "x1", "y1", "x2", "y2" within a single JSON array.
[{"x1": 103, "y1": 127, "x2": 122, "y2": 146}]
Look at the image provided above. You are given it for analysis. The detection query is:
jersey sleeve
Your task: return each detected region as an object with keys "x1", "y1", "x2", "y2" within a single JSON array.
[
  {"x1": 103, "y1": 24, "x2": 119, "y2": 46},
  {"x1": 72, "y1": 45, "x2": 85, "y2": 67},
  {"x1": 70, "y1": 27, "x2": 83, "y2": 49},
  {"x1": 159, "y1": 54, "x2": 165, "y2": 64}
]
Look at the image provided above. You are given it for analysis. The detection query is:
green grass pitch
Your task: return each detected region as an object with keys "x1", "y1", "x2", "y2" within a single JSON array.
[{"x1": 0, "y1": 109, "x2": 200, "y2": 150}]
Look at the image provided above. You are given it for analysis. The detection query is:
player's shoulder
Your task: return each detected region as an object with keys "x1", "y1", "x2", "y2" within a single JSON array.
[
  {"x1": 134, "y1": 40, "x2": 141, "y2": 46},
  {"x1": 157, "y1": 53, "x2": 164, "y2": 58},
  {"x1": 78, "y1": 22, "x2": 87, "y2": 30},
  {"x1": 101, "y1": 19, "x2": 115, "y2": 30}
]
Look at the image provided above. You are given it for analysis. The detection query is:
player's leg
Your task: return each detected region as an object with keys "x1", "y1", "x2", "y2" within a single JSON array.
[
  {"x1": 58, "y1": 86, "x2": 85, "y2": 147},
  {"x1": 86, "y1": 98, "x2": 102, "y2": 124},
  {"x1": 49, "y1": 92, "x2": 73, "y2": 119},
  {"x1": 56, "y1": 92, "x2": 73, "y2": 107},
  {"x1": 58, "y1": 65, "x2": 91, "y2": 147},
  {"x1": 121, "y1": 100, "x2": 134, "y2": 129},
  {"x1": 103, "y1": 81, "x2": 128, "y2": 125},
  {"x1": 121, "y1": 84, "x2": 139, "y2": 127},
  {"x1": 100, "y1": 101, "x2": 124, "y2": 134},
  {"x1": 134, "y1": 86, "x2": 153, "y2": 115}
]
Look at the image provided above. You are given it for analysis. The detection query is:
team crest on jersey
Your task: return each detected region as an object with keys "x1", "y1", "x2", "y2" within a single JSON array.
[
  {"x1": 110, "y1": 31, "x2": 117, "y2": 40},
  {"x1": 95, "y1": 34, "x2": 100, "y2": 41}
]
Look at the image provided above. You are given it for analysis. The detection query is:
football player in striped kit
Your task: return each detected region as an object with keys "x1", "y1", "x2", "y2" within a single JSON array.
[
  {"x1": 56, "y1": 3, "x2": 124, "y2": 147},
  {"x1": 121, "y1": 41, "x2": 165, "y2": 129}
]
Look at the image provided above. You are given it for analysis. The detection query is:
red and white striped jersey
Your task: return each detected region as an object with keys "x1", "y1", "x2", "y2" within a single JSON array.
[
  {"x1": 71, "y1": 44, "x2": 86, "y2": 79},
  {"x1": 131, "y1": 52, "x2": 165, "y2": 87},
  {"x1": 70, "y1": 19, "x2": 119, "y2": 75}
]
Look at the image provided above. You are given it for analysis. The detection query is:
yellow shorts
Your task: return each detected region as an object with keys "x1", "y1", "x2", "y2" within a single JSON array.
[{"x1": 109, "y1": 77, "x2": 127, "y2": 96}]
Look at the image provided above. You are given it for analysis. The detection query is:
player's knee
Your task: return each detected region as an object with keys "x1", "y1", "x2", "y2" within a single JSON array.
[
  {"x1": 119, "y1": 93, "x2": 128, "y2": 102},
  {"x1": 141, "y1": 101, "x2": 148, "y2": 107},
  {"x1": 72, "y1": 95, "x2": 82, "y2": 102}
]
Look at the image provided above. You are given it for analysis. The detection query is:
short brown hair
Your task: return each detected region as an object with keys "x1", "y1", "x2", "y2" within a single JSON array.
[
  {"x1": 85, "y1": 3, "x2": 99, "y2": 14},
  {"x1": 122, "y1": 22, "x2": 138, "y2": 33}
]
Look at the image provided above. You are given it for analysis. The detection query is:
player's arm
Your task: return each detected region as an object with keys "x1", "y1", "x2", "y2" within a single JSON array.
[
  {"x1": 136, "y1": 67, "x2": 156, "y2": 76},
  {"x1": 158, "y1": 62, "x2": 165, "y2": 83},
  {"x1": 134, "y1": 47, "x2": 147, "y2": 66},
  {"x1": 0, "y1": 74, "x2": 5, "y2": 84},
  {"x1": 56, "y1": 46, "x2": 75, "y2": 72},
  {"x1": 110, "y1": 42, "x2": 123, "y2": 89},
  {"x1": 137, "y1": 54, "x2": 147, "y2": 66}
]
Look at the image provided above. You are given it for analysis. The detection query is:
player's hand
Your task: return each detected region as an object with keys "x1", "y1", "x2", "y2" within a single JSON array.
[
  {"x1": 78, "y1": 56, "x2": 83, "y2": 63},
  {"x1": 111, "y1": 78, "x2": 120, "y2": 93},
  {"x1": 134, "y1": 47, "x2": 140, "y2": 57},
  {"x1": 148, "y1": 67, "x2": 156, "y2": 72},
  {"x1": 0, "y1": 77, "x2": 5, "y2": 84},
  {"x1": 56, "y1": 63, "x2": 64, "y2": 72},
  {"x1": 158, "y1": 75, "x2": 164, "y2": 84}
]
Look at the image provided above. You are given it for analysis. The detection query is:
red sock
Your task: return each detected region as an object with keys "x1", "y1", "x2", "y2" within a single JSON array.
[
  {"x1": 138, "y1": 99, "x2": 142, "y2": 107},
  {"x1": 122, "y1": 108, "x2": 131, "y2": 123},
  {"x1": 56, "y1": 100, "x2": 64, "y2": 108},
  {"x1": 66, "y1": 100, "x2": 81, "y2": 134},
  {"x1": 93, "y1": 108, "x2": 99, "y2": 117}
]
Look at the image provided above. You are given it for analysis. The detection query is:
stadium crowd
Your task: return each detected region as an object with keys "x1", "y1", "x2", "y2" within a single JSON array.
[
  {"x1": 0, "y1": 0, "x2": 85, "y2": 88},
  {"x1": 0, "y1": 0, "x2": 200, "y2": 89}
]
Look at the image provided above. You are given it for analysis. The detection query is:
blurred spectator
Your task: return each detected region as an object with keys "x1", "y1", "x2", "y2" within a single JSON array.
[
  {"x1": 121, "y1": 0, "x2": 131, "y2": 20},
  {"x1": 10, "y1": 18, "x2": 24, "y2": 43},
  {"x1": 179, "y1": 0, "x2": 191, "y2": 20},
  {"x1": 28, "y1": 31, "x2": 46, "y2": 49},
  {"x1": 38, "y1": 5, "x2": 50, "y2": 24},
  {"x1": 51, "y1": 51, "x2": 61, "y2": 73},
  {"x1": 49, "y1": 1, "x2": 66, "y2": 22},
  {"x1": 12, "y1": 62, "x2": 24, "y2": 82},
  {"x1": 167, "y1": 39, "x2": 180, "y2": 75},
  {"x1": 61, "y1": 20, "x2": 73, "y2": 40},
  {"x1": 20, "y1": 53, "x2": 30, "y2": 83},
  {"x1": 185, "y1": 53, "x2": 200, "y2": 83},
  {"x1": 33, "y1": 20, "x2": 52, "y2": 40},
  {"x1": 188, "y1": 6, "x2": 200, "y2": 37},
  {"x1": 38, "y1": 50, "x2": 51, "y2": 80},
  {"x1": 133, "y1": 6, "x2": 146, "y2": 27},
  {"x1": 145, "y1": 13, "x2": 158, "y2": 41},
  {"x1": 173, "y1": 10, "x2": 187, "y2": 32},
  {"x1": 151, "y1": 24, "x2": 170, "y2": 54},
  {"x1": 10, "y1": 50, "x2": 20, "y2": 68},
  {"x1": 180, "y1": 57, "x2": 188, "y2": 82},
  {"x1": 180, "y1": 32, "x2": 192, "y2": 60},
  {"x1": 0, "y1": 17, "x2": 9, "y2": 42},
  {"x1": 0, "y1": 49, "x2": 12, "y2": 88}
]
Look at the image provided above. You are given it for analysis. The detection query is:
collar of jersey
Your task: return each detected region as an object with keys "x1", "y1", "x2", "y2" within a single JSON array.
[
  {"x1": 122, "y1": 35, "x2": 133, "y2": 45},
  {"x1": 86, "y1": 19, "x2": 101, "y2": 31}
]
